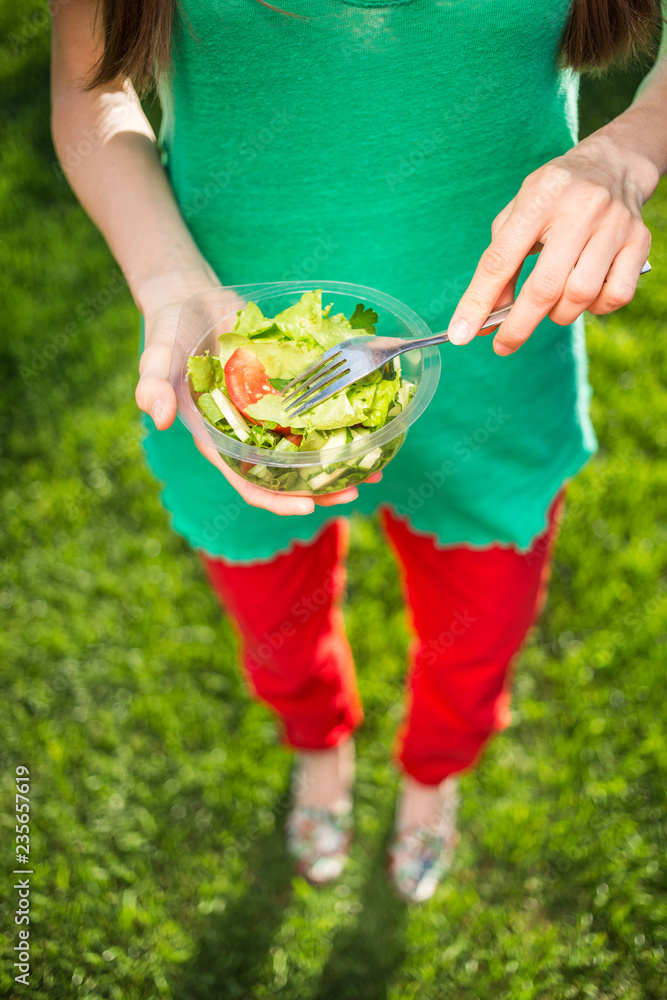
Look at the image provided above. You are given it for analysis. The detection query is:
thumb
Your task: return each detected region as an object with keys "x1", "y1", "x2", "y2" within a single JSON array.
[
  {"x1": 477, "y1": 263, "x2": 523, "y2": 337},
  {"x1": 136, "y1": 371, "x2": 178, "y2": 429},
  {"x1": 136, "y1": 321, "x2": 179, "y2": 429}
]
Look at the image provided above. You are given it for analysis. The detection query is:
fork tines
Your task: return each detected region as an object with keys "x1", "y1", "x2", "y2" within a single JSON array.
[{"x1": 282, "y1": 349, "x2": 349, "y2": 415}]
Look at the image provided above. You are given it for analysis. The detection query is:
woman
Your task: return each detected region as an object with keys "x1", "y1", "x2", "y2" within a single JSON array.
[{"x1": 51, "y1": 0, "x2": 666, "y2": 901}]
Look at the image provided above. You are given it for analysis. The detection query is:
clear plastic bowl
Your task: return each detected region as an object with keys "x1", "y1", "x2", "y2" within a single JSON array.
[{"x1": 170, "y1": 280, "x2": 441, "y2": 495}]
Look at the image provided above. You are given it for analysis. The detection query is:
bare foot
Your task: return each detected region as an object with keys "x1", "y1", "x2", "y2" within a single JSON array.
[
  {"x1": 397, "y1": 775, "x2": 454, "y2": 832},
  {"x1": 293, "y1": 738, "x2": 355, "y2": 814}
]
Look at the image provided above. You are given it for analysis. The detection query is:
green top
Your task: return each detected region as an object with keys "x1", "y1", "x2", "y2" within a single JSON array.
[{"x1": 143, "y1": 0, "x2": 596, "y2": 561}]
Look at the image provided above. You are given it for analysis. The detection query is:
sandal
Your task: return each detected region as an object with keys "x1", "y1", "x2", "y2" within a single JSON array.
[
  {"x1": 286, "y1": 803, "x2": 353, "y2": 884},
  {"x1": 387, "y1": 776, "x2": 459, "y2": 903},
  {"x1": 286, "y1": 751, "x2": 354, "y2": 885}
]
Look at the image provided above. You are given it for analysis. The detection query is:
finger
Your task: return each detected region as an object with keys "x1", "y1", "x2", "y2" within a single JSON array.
[
  {"x1": 136, "y1": 324, "x2": 179, "y2": 428},
  {"x1": 490, "y1": 198, "x2": 514, "y2": 239},
  {"x1": 314, "y1": 486, "x2": 359, "y2": 507},
  {"x1": 312, "y1": 467, "x2": 383, "y2": 506},
  {"x1": 448, "y1": 208, "x2": 543, "y2": 345},
  {"x1": 136, "y1": 373, "x2": 178, "y2": 429},
  {"x1": 491, "y1": 225, "x2": 590, "y2": 355},
  {"x1": 587, "y1": 235, "x2": 651, "y2": 316},
  {"x1": 484, "y1": 201, "x2": 539, "y2": 339},
  {"x1": 491, "y1": 201, "x2": 545, "y2": 256},
  {"x1": 477, "y1": 263, "x2": 524, "y2": 337},
  {"x1": 194, "y1": 437, "x2": 316, "y2": 516},
  {"x1": 547, "y1": 231, "x2": 619, "y2": 327}
]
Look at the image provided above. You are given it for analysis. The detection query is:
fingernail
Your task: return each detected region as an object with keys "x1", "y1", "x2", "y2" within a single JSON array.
[
  {"x1": 447, "y1": 318, "x2": 473, "y2": 346},
  {"x1": 296, "y1": 501, "x2": 315, "y2": 514},
  {"x1": 493, "y1": 342, "x2": 513, "y2": 357},
  {"x1": 151, "y1": 400, "x2": 162, "y2": 427}
]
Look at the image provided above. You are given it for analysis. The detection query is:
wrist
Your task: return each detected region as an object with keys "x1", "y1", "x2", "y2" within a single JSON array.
[
  {"x1": 133, "y1": 257, "x2": 219, "y2": 317},
  {"x1": 587, "y1": 107, "x2": 666, "y2": 204}
]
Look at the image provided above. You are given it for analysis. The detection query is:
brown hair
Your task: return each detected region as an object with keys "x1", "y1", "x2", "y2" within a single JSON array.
[{"x1": 88, "y1": 0, "x2": 663, "y2": 93}]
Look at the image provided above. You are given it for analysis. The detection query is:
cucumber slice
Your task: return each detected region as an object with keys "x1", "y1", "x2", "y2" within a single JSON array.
[
  {"x1": 322, "y1": 428, "x2": 349, "y2": 450},
  {"x1": 397, "y1": 382, "x2": 414, "y2": 410},
  {"x1": 319, "y1": 427, "x2": 349, "y2": 465},
  {"x1": 211, "y1": 388, "x2": 251, "y2": 442},
  {"x1": 273, "y1": 436, "x2": 299, "y2": 453},
  {"x1": 248, "y1": 464, "x2": 272, "y2": 481},
  {"x1": 300, "y1": 429, "x2": 327, "y2": 451},
  {"x1": 358, "y1": 447, "x2": 382, "y2": 470},
  {"x1": 309, "y1": 466, "x2": 349, "y2": 491}
]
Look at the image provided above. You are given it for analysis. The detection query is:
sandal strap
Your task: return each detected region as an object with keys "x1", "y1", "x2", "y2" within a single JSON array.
[
  {"x1": 287, "y1": 804, "x2": 353, "y2": 871},
  {"x1": 389, "y1": 777, "x2": 459, "y2": 902}
]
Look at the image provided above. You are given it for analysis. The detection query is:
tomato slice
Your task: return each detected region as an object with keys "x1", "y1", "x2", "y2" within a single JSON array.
[
  {"x1": 224, "y1": 347, "x2": 291, "y2": 433},
  {"x1": 285, "y1": 433, "x2": 303, "y2": 447}
]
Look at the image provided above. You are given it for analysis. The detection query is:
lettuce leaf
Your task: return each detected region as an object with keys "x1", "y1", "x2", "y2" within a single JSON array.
[
  {"x1": 274, "y1": 290, "x2": 353, "y2": 350},
  {"x1": 218, "y1": 334, "x2": 319, "y2": 379},
  {"x1": 345, "y1": 382, "x2": 377, "y2": 418},
  {"x1": 246, "y1": 422, "x2": 283, "y2": 448},
  {"x1": 217, "y1": 333, "x2": 254, "y2": 366},
  {"x1": 191, "y1": 291, "x2": 415, "y2": 450},
  {"x1": 245, "y1": 389, "x2": 359, "y2": 431},
  {"x1": 187, "y1": 353, "x2": 224, "y2": 392},
  {"x1": 345, "y1": 378, "x2": 399, "y2": 427},
  {"x1": 247, "y1": 322, "x2": 282, "y2": 341},
  {"x1": 231, "y1": 301, "x2": 276, "y2": 339},
  {"x1": 268, "y1": 377, "x2": 292, "y2": 391},
  {"x1": 349, "y1": 303, "x2": 379, "y2": 335},
  {"x1": 367, "y1": 378, "x2": 398, "y2": 426},
  {"x1": 197, "y1": 391, "x2": 225, "y2": 424},
  {"x1": 244, "y1": 376, "x2": 400, "y2": 432}
]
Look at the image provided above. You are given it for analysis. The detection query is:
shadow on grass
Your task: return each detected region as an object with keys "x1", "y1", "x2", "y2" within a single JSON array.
[
  {"x1": 170, "y1": 825, "x2": 293, "y2": 1000},
  {"x1": 311, "y1": 829, "x2": 409, "y2": 1000},
  {"x1": 169, "y1": 811, "x2": 409, "y2": 1000}
]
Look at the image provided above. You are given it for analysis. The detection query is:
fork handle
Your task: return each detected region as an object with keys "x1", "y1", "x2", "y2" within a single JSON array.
[
  {"x1": 406, "y1": 301, "x2": 515, "y2": 351},
  {"x1": 408, "y1": 258, "x2": 651, "y2": 352}
]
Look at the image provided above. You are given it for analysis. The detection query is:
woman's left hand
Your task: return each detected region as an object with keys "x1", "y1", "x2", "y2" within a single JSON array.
[{"x1": 447, "y1": 128, "x2": 656, "y2": 355}]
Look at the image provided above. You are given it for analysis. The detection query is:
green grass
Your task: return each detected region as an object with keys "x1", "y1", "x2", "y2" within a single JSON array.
[{"x1": 1, "y1": 6, "x2": 666, "y2": 998}]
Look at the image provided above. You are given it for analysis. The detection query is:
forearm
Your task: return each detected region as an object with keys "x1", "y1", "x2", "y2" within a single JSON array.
[
  {"x1": 50, "y1": 81, "x2": 212, "y2": 312},
  {"x1": 578, "y1": 33, "x2": 667, "y2": 204}
]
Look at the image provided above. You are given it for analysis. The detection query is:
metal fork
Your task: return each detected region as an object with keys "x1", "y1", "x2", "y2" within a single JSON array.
[{"x1": 283, "y1": 260, "x2": 652, "y2": 417}]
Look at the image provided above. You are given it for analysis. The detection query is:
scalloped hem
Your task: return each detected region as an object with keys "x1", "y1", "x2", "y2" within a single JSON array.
[
  {"x1": 378, "y1": 476, "x2": 572, "y2": 557},
  {"x1": 194, "y1": 512, "x2": 347, "y2": 566}
]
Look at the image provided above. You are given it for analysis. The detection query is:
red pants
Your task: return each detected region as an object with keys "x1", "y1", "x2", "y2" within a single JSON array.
[{"x1": 202, "y1": 497, "x2": 563, "y2": 785}]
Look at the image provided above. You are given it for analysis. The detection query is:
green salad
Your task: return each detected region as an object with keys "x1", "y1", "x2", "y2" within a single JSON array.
[{"x1": 187, "y1": 290, "x2": 416, "y2": 493}]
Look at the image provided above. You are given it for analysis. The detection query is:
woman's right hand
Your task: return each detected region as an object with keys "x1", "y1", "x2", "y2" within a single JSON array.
[
  {"x1": 134, "y1": 267, "x2": 376, "y2": 515},
  {"x1": 50, "y1": 2, "x2": 371, "y2": 518}
]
